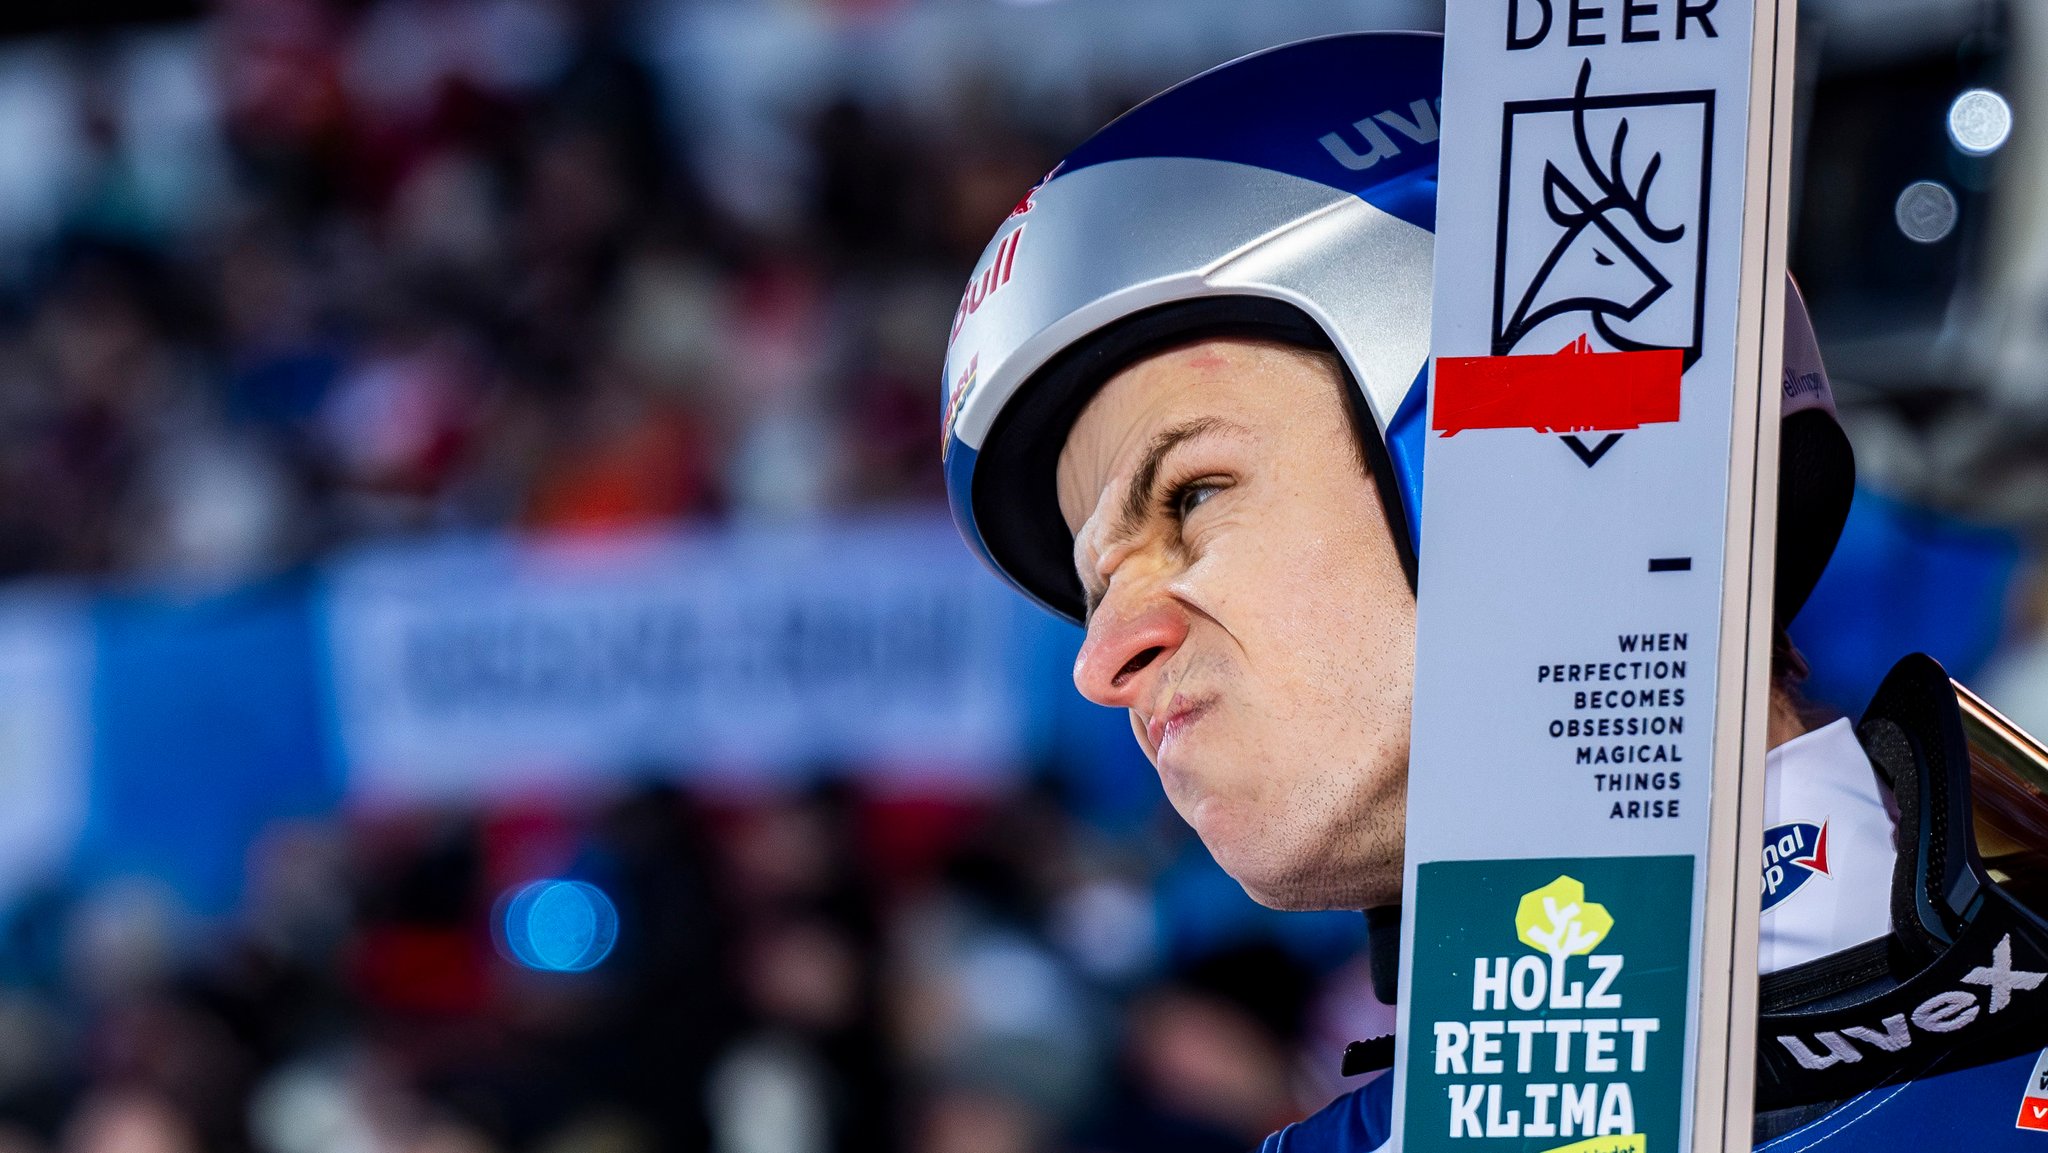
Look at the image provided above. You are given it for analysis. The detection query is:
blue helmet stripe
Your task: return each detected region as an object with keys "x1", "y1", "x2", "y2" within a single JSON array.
[
  {"x1": 1385, "y1": 364, "x2": 1430, "y2": 557},
  {"x1": 1058, "y1": 33, "x2": 1443, "y2": 231},
  {"x1": 945, "y1": 437, "x2": 989, "y2": 565}
]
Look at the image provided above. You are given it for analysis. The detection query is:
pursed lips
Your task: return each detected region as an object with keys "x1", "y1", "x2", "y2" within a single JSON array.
[{"x1": 1145, "y1": 693, "x2": 1208, "y2": 754}]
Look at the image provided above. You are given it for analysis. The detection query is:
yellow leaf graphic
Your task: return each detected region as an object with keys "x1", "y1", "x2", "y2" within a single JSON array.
[
  {"x1": 1535, "y1": 1134, "x2": 1644, "y2": 1153},
  {"x1": 1515, "y1": 875, "x2": 1615, "y2": 956}
]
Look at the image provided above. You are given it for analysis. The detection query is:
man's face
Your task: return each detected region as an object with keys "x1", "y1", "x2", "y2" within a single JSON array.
[{"x1": 1055, "y1": 338, "x2": 1414, "y2": 910}]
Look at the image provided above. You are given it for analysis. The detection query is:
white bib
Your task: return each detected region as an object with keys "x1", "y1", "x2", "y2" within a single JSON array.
[{"x1": 1758, "y1": 718, "x2": 1898, "y2": 973}]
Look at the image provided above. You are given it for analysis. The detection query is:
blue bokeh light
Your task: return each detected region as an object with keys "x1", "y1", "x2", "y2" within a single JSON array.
[{"x1": 499, "y1": 880, "x2": 619, "y2": 972}]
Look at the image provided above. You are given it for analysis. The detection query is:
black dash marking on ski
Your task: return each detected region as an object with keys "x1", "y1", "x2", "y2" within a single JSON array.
[
  {"x1": 1649, "y1": 557, "x2": 1692, "y2": 572},
  {"x1": 1562, "y1": 433, "x2": 1623, "y2": 467}
]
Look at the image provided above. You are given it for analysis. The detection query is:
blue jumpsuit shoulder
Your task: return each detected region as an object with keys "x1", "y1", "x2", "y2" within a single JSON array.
[{"x1": 1257, "y1": 1074, "x2": 1392, "y2": 1153}]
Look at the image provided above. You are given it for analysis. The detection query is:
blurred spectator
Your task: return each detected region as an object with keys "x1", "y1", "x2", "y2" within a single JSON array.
[{"x1": 1078, "y1": 944, "x2": 1316, "y2": 1153}]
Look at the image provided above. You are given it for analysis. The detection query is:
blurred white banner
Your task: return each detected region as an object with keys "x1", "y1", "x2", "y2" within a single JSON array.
[{"x1": 322, "y1": 517, "x2": 1037, "y2": 803}]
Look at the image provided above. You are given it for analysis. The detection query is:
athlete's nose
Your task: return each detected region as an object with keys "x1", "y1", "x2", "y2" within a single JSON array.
[{"x1": 1073, "y1": 597, "x2": 1188, "y2": 711}]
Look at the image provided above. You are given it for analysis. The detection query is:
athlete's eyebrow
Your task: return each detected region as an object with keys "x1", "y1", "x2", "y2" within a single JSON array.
[
  {"x1": 1116, "y1": 416, "x2": 1244, "y2": 540},
  {"x1": 1079, "y1": 415, "x2": 1249, "y2": 622}
]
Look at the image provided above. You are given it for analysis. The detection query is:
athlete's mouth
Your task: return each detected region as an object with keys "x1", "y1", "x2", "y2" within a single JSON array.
[{"x1": 1148, "y1": 693, "x2": 1209, "y2": 753}]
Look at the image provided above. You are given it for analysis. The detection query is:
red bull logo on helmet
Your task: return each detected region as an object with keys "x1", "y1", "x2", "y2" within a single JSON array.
[
  {"x1": 1761, "y1": 820, "x2": 1830, "y2": 912},
  {"x1": 1005, "y1": 165, "x2": 1059, "y2": 221},
  {"x1": 941, "y1": 354, "x2": 978, "y2": 460},
  {"x1": 948, "y1": 225, "x2": 1025, "y2": 349}
]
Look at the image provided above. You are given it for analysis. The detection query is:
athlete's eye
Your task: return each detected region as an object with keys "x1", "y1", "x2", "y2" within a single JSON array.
[{"x1": 1168, "y1": 479, "x2": 1224, "y2": 521}]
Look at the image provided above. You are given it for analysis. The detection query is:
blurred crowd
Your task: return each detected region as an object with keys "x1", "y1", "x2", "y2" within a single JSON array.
[
  {"x1": 0, "y1": 0, "x2": 1086, "y2": 582},
  {"x1": 0, "y1": 780, "x2": 1386, "y2": 1153},
  {"x1": 0, "y1": 1, "x2": 1396, "y2": 1150}
]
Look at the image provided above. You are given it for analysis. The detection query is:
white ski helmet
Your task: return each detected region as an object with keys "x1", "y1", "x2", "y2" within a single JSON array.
[{"x1": 941, "y1": 31, "x2": 1851, "y2": 626}]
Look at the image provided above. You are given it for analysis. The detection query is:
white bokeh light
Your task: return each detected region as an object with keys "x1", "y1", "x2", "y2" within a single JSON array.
[{"x1": 1948, "y1": 88, "x2": 2013, "y2": 155}]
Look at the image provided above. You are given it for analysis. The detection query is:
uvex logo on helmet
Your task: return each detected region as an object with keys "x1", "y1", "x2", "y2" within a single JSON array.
[
  {"x1": 1760, "y1": 820, "x2": 1829, "y2": 912},
  {"x1": 1316, "y1": 97, "x2": 1441, "y2": 171}
]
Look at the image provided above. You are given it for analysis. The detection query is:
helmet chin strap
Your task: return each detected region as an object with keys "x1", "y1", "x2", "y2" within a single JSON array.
[
  {"x1": 1364, "y1": 903, "x2": 1402, "y2": 1005},
  {"x1": 1335, "y1": 905, "x2": 1403, "y2": 1077}
]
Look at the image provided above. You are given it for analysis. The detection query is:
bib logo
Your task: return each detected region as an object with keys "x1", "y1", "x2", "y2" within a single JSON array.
[
  {"x1": 2018, "y1": 1048, "x2": 2048, "y2": 1132},
  {"x1": 1760, "y1": 821, "x2": 1829, "y2": 912},
  {"x1": 1407, "y1": 858, "x2": 1691, "y2": 1153}
]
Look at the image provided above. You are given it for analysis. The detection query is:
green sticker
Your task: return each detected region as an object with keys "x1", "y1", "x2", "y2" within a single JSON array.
[{"x1": 1404, "y1": 856, "x2": 1693, "y2": 1153}]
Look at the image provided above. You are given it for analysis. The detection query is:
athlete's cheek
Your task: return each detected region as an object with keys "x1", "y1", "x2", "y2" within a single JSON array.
[{"x1": 1174, "y1": 517, "x2": 1268, "y2": 619}]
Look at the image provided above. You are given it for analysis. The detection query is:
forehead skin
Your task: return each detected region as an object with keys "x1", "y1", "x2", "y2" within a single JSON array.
[
  {"x1": 1057, "y1": 341, "x2": 1345, "y2": 558},
  {"x1": 1060, "y1": 343, "x2": 1231, "y2": 538},
  {"x1": 1051, "y1": 337, "x2": 1414, "y2": 911}
]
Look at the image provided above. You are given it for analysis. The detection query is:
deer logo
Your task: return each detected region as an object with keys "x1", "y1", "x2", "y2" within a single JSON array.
[{"x1": 1492, "y1": 61, "x2": 1713, "y2": 368}]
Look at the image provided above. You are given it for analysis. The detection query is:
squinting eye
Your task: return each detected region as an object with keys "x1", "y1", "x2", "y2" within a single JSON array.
[{"x1": 1176, "y1": 483, "x2": 1221, "y2": 520}]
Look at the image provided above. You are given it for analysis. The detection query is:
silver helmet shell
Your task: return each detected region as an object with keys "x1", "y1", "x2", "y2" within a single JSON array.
[{"x1": 942, "y1": 31, "x2": 1850, "y2": 627}]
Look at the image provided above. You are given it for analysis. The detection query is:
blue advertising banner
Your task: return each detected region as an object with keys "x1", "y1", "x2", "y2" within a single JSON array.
[
  {"x1": 319, "y1": 516, "x2": 1058, "y2": 803},
  {"x1": 85, "y1": 578, "x2": 335, "y2": 914}
]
